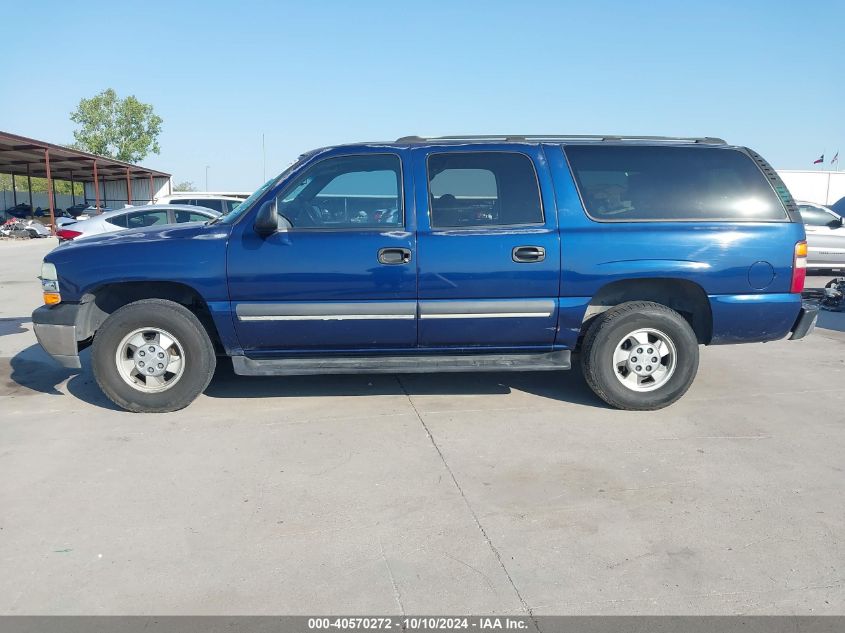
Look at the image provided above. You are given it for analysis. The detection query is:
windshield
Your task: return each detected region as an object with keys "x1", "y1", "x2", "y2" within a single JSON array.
[{"x1": 214, "y1": 156, "x2": 310, "y2": 225}]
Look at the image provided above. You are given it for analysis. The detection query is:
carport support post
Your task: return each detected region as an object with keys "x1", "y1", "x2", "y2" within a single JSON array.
[
  {"x1": 126, "y1": 167, "x2": 132, "y2": 206},
  {"x1": 148, "y1": 172, "x2": 155, "y2": 203},
  {"x1": 70, "y1": 172, "x2": 75, "y2": 205},
  {"x1": 11, "y1": 174, "x2": 16, "y2": 206},
  {"x1": 44, "y1": 149, "x2": 56, "y2": 234},
  {"x1": 92, "y1": 160, "x2": 100, "y2": 210},
  {"x1": 26, "y1": 164, "x2": 33, "y2": 219}
]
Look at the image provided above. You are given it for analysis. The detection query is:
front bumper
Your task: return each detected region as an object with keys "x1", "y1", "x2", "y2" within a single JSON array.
[
  {"x1": 789, "y1": 303, "x2": 819, "y2": 340},
  {"x1": 32, "y1": 303, "x2": 82, "y2": 368}
]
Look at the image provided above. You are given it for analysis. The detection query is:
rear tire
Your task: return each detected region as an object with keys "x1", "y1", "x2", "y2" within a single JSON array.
[
  {"x1": 92, "y1": 299, "x2": 216, "y2": 413},
  {"x1": 581, "y1": 301, "x2": 699, "y2": 410}
]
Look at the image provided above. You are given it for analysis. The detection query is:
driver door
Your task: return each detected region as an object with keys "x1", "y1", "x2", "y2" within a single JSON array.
[{"x1": 226, "y1": 151, "x2": 417, "y2": 354}]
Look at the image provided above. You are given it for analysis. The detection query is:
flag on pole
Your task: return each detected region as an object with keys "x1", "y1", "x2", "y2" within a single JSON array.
[
  {"x1": 814, "y1": 154, "x2": 824, "y2": 164},
  {"x1": 832, "y1": 151, "x2": 839, "y2": 166}
]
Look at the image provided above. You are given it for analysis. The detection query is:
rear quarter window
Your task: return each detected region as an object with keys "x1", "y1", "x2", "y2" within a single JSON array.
[
  {"x1": 104, "y1": 214, "x2": 128, "y2": 228},
  {"x1": 565, "y1": 145, "x2": 788, "y2": 222}
]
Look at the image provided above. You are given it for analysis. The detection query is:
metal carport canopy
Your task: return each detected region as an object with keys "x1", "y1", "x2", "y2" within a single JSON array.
[{"x1": 0, "y1": 130, "x2": 171, "y2": 231}]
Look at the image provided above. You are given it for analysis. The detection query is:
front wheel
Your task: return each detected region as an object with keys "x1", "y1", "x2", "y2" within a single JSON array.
[
  {"x1": 580, "y1": 301, "x2": 699, "y2": 410},
  {"x1": 92, "y1": 299, "x2": 216, "y2": 413}
]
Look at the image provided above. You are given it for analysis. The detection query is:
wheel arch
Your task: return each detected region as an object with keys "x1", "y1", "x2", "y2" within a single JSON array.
[
  {"x1": 76, "y1": 281, "x2": 223, "y2": 353},
  {"x1": 579, "y1": 278, "x2": 713, "y2": 347}
]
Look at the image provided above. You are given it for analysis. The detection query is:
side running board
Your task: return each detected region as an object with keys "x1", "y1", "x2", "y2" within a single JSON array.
[{"x1": 232, "y1": 350, "x2": 571, "y2": 376}]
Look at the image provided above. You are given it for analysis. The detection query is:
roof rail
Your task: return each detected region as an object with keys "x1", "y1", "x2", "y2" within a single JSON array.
[{"x1": 395, "y1": 134, "x2": 727, "y2": 145}]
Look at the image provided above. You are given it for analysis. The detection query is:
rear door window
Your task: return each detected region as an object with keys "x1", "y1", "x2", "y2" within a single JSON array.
[
  {"x1": 565, "y1": 145, "x2": 788, "y2": 221},
  {"x1": 427, "y1": 152, "x2": 543, "y2": 227},
  {"x1": 127, "y1": 210, "x2": 169, "y2": 228},
  {"x1": 173, "y1": 210, "x2": 213, "y2": 223},
  {"x1": 192, "y1": 199, "x2": 225, "y2": 213}
]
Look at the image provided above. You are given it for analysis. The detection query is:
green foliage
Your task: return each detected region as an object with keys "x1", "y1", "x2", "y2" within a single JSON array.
[
  {"x1": 0, "y1": 173, "x2": 84, "y2": 196},
  {"x1": 173, "y1": 181, "x2": 197, "y2": 192},
  {"x1": 70, "y1": 88, "x2": 163, "y2": 163}
]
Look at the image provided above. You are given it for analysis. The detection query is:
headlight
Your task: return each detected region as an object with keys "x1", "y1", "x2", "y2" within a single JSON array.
[{"x1": 40, "y1": 262, "x2": 61, "y2": 305}]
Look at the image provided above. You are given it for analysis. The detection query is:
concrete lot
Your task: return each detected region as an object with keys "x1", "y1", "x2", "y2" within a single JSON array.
[{"x1": 0, "y1": 237, "x2": 843, "y2": 615}]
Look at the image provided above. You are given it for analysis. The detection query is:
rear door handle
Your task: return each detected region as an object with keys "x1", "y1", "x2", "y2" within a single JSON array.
[
  {"x1": 512, "y1": 246, "x2": 546, "y2": 263},
  {"x1": 378, "y1": 247, "x2": 412, "y2": 265}
]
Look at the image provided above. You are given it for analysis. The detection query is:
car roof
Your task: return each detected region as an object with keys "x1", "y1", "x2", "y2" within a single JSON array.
[
  {"x1": 796, "y1": 201, "x2": 834, "y2": 209},
  {"x1": 161, "y1": 194, "x2": 243, "y2": 201},
  {"x1": 97, "y1": 204, "x2": 220, "y2": 218},
  {"x1": 309, "y1": 134, "x2": 734, "y2": 152}
]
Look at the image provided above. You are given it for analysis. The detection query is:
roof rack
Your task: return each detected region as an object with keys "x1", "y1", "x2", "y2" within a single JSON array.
[{"x1": 395, "y1": 134, "x2": 727, "y2": 145}]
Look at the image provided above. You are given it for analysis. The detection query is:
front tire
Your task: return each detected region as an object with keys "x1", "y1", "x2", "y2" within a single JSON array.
[
  {"x1": 92, "y1": 299, "x2": 216, "y2": 413},
  {"x1": 581, "y1": 301, "x2": 699, "y2": 410}
]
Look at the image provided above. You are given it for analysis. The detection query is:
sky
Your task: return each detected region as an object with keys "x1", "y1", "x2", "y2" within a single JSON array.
[{"x1": 2, "y1": 0, "x2": 844, "y2": 191}]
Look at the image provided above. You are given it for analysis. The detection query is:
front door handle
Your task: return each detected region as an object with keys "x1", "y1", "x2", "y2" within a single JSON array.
[
  {"x1": 512, "y1": 246, "x2": 546, "y2": 263},
  {"x1": 378, "y1": 247, "x2": 412, "y2": 265}
]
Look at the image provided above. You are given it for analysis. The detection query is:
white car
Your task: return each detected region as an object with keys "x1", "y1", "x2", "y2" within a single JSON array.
[
  {"x1": 155, "y1": 193, "x2": 246, "y2": 214},
  {"x1": 796, "y1": 201, "x2": 845, "y2": 269},
  {"x1": 55, "y1": 204, "x2": 219, "y2": 242}
]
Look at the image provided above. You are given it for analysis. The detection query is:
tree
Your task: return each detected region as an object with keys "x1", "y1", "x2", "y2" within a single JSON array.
[
  {"x1": 0, "y1": 173, "x2": 83, "y2": 196},
  {"x1": 70, "y1": 88, "x2": 163, "y2": 163},
  {"x1": 173, "y1": 181, "x2": 196, "y2": 192}
]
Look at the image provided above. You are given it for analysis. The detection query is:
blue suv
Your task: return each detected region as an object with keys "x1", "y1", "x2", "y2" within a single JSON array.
[{"x1": 32, "y1": 135, "x2": 818, "y2": 412}]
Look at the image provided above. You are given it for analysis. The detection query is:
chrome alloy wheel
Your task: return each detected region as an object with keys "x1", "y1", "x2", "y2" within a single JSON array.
[
  {"x1": 115, "y1": 327, "x2": 185, "y2": 393},
  {"x1": 612, "y1": 328, "x2": 677, "y2": 392}
]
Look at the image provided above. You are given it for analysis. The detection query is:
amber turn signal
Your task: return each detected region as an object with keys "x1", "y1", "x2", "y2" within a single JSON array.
[{"x1": 43, "y1": 292, "x2": 61, "y2": 305}]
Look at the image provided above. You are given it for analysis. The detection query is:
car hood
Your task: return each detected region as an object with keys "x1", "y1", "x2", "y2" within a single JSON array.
[
  {"x1": 53, "y1": 221, "x2": 231, "y2": 252},
  {"x1": 45, "y1": 221, "x2": 234, "y2": 302}
]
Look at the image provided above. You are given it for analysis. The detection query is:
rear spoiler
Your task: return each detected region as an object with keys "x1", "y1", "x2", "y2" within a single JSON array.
[{"x1": 744, "y1": 147, "x2": 801, "y2": 222}]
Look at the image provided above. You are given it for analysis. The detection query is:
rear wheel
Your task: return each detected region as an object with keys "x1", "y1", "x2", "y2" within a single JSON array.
[
  {"x1": 581, "y1": 301, "x2": 699, "y2": 410},
  {"x1": 92, "y1": 299, "x2": 216, "y2": 413}
]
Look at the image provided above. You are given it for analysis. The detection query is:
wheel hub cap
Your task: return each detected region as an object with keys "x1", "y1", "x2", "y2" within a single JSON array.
[
  {"x1": 626, "y1": 344, "x2": 662, "y2": 377},
  {"x1": 133, "y1": 344, "x2": 171, "y2": 377},
  {"x1": 613, "y1": 327, "x2": 677, "y2": 392},
  {"x1": 115, "y1": 327, "x2": 185, "y2": 393}
]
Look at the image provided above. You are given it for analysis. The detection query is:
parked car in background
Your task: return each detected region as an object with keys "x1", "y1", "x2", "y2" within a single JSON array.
[
  {"x1": 796, "y1": 201, "x2": 845, "y2": 269},
  {"x1": 54, "y1": 206, "x2": 113, "y2": 228},
  {"x1": 3, "y1": 203, "x2": 32, "y2": 219},
  {"x1": 33, "y1": 134, "x2": 816, "y2": 413},
  {"x1": 155, "y1": 193, "x2": 244, "y2": 214},
  {"x1": 65, "y1": 203, "x2": 91, "y2": 218},
  {"x1": 55, "y1": 204, "x2": 219, "y2": 242}
]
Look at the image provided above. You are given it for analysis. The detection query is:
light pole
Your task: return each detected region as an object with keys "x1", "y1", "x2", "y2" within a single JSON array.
[{"x1": 205, "y1": 165, "x2": 210, "y2": 191}]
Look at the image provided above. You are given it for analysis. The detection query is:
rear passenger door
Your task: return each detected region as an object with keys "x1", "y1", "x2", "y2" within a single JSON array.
[{"x1": 412, "y1": 145, "x2": 561, "y2": 349}]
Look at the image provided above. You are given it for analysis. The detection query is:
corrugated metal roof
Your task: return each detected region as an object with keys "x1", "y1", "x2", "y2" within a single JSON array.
[{"x1": 0, "y1": 130, "x2": 171, "y2": 182}]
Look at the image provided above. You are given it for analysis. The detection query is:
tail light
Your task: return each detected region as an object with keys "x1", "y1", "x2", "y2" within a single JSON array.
[
  {"x1": 56, "y1": 228, "x2": 82, "y2": 241},
  {"x1": 791, "y1": 240, "x2": 807, "y2": 293}
]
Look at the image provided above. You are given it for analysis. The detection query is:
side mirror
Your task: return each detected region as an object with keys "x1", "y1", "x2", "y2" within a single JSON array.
[{"x1": 254, "y1": 199, "x2": 278, "y2": 236}]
